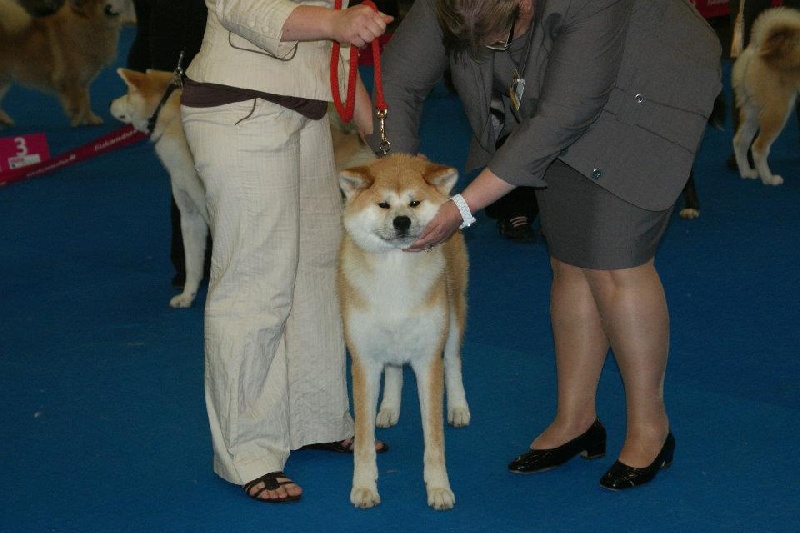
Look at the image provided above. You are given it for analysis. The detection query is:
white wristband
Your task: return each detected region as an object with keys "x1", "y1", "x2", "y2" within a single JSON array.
[{"x1": 451, "y1": 194, "x2": 476, "y2": 229}]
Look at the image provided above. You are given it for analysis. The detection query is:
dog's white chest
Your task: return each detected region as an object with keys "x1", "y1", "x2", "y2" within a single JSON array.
[{"x1": 344, "y1": 250, "x2": 447, "y2": 365}]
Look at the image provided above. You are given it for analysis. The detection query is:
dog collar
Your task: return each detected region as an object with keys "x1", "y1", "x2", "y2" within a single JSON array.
[{"x1": 146, "y1": 78, "x2": 182, "y2": 137}]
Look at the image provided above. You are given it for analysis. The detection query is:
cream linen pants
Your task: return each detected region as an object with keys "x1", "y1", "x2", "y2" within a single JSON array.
[{"x1": 182, "y1": 99, "x2": 354, "y2": 485}]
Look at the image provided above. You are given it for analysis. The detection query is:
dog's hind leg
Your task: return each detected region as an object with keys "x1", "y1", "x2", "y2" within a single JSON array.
[
  {"x1": 679, "y1": 170, "x2": 700, "y2": 219},
  {"x1": 733, "y1": 108, "x2": 760, "y2": 180},
  {"x1": 170, "y1": 201, "x2": 207, "y2": 308},
  {"x1": 0, "y1": 83, "x2": 14, "y2": 127},
  {"x1": 412, "y1": 353, "x2": 455, "y2": 511},
  {"x1": 376, "y1": 364, "x2": 402, "y2": 427},
  {"x1": 751, "y1": 98, "x2": 794, "y2": 185},
  {"x1": 60, "y1": 84, "x2": 102, "y2": 126},
  {"x1": 444, "y1": 312, "x2": 470, "y2": 427},
  {"x1": 350, "y1": 355, "x2": 382, "y2": 509}
]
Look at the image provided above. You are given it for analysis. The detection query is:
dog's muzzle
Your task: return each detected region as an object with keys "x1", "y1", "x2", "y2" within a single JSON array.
[{"x1": 393, "y1": 215, "x2": 411, "y2": 237}]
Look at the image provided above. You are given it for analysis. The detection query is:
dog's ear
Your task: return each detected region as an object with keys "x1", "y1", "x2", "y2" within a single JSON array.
[
  {"x1": 339, "y1": 168, "x2": 375, "y2": 200},
  {"x1": 116, "y1": 68, "x2": 145, "y2": 93},
  {"x1": 423, "y1": 164, "x2": 459, "y2": 196}
]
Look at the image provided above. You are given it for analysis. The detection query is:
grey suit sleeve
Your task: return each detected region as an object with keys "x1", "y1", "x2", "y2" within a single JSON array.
[
  {"x1": 490, "y1": 0, "x2": 634, "y2": 187},
  {"x1": 366, "y1": 0, "x2": 448, "y2": 155}
]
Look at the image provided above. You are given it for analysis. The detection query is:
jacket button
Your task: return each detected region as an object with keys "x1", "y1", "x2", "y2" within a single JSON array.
[
  {"x1": 591, "y1": 168, "x2": 603, "y2": 180},
  {"x1": 635, "y1": 93, "x2": 645, "y2": 104}
]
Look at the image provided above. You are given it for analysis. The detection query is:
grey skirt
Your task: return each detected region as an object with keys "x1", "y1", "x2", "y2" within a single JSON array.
[{"x1": 536, "y1": 160, "x2": 674, "y2": 270}]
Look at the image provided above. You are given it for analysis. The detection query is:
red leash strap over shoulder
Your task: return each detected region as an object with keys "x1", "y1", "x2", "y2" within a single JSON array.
[{"x1": 330, "y1": 0, "x2": 388, "y2": 139}]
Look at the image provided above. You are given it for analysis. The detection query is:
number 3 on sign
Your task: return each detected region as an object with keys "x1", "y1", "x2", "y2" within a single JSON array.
[{"x1": 15, "y1": 137, "x2": 29, "y2": 157}]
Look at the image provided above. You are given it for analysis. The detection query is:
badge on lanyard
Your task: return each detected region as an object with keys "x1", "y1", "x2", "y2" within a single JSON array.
[{"x1": 509, "y1": 68, "x2": 525, "y2": 122}]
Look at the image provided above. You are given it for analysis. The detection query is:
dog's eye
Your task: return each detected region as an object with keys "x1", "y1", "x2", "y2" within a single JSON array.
[
  {"x1": 409, "y1": 200, "x2": 420, "y2": 208},
  {"x1": 378, "y1": 202, "x2": 390, "y2": 209}
]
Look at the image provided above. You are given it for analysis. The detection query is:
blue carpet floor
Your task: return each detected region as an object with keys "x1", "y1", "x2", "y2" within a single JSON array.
[{"x1": 1, "y1": 25, "x2": 798, "y2": 532}]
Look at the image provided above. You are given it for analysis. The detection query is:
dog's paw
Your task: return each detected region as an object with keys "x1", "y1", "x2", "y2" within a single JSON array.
[
  {"x1": 427, "y1": 487, "x2": 455, "y2": 511},
  {"x1": 169, "y1": 292, "x2": 195, "y2": 308},
  {"x1": 376, "y1": 407, "x2": 399, "y2": 428},
  {"x1": 447, "y1": 406, "x2": 471, "y2": 428},
  {"x1": 351, "y1": 486, "x2": 381, "y2": 509},
  {"x1": 739, "y1": 168, "x2": 759, "y2": 180},
  {"x1": 679, "y1": 208, "x2": 699, "y2": 220},
  {"x1": 761, "y1": 174, "x2": 784, "y2": 186}
]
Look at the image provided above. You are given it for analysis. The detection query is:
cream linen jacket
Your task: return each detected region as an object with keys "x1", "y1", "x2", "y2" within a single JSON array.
[{"x1": 187, "y1": 0, "x2": 350, "y2": 101}]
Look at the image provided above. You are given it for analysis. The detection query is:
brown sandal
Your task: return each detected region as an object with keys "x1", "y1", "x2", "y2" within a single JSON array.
[
  {"x1": 242, "y1": 471, "x2": 301, "y2": 503},
  {"x1": 300, "y1": 437, "x2": 389, "y2": 454}
]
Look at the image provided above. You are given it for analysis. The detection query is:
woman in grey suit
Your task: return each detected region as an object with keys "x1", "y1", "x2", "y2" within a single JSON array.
[{"x1": 367, "y1": 0, "x2": 721, "y2": 489}]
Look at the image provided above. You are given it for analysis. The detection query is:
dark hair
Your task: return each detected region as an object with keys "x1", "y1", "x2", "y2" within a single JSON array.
[{"x1": 434, "y1": 0, "x2": 518, "y2": 58}]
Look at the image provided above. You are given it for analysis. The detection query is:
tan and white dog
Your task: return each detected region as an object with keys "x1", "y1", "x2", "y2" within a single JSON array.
[
  {"x1": 337, "y1": 154, "x2": 470, "y2": 511},
  {"x1": 110, "y1": 68, "x2": 209, "y2": 308},
  {"x1": 733, "y1": 7, "x2": 800, "y2": 185},
  {"x1": 0, "y1": 0, "x2": 126, "y2": 127}
]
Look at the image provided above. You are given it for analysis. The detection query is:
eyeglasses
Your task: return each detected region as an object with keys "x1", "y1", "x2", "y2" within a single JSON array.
[{"x1": 485, "y1": 12, "x2": 517, "y2": 51}]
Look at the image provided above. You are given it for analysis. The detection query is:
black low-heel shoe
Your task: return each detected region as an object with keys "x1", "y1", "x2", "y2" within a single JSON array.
[
  {"x1": 508, "y1": 419, "x2": 606, "y2": 474},
  {"x1": 599, "y1": 432, "x2": 675, "y2": 491}
]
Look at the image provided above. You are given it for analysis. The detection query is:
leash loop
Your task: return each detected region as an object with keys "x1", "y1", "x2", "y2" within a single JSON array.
[{"x1": 331, "y1": 0, "x2": 391, "y2": 155}]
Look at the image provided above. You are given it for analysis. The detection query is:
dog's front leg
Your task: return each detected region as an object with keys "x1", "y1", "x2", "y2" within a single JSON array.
[
  {"x1": 444, "y1": 313, "x2": 470, "y2": 427},
  {"x1": 376, "y1": 364, "x2": 402, "y2": 427},
  {"x1": 413, "y1": 354, "x2": 455, "y2": 510},
  {"x1": 350, "y1": 354, "x2": 382, "y2": 509}
]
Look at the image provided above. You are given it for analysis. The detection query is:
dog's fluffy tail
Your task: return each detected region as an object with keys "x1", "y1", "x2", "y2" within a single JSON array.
[
  {"x1": 0, "y1": 0, "x2": 33, "y2": 36},
  {"x1": 751, "y1": 7, "x2": 800, "y2": 70}
]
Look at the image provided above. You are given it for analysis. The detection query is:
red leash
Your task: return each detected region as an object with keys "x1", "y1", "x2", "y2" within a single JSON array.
[{"x1": 330, "y1": 0, "x2": 390, "y2": 153}]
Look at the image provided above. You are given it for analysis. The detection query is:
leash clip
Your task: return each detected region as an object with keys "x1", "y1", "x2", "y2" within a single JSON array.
[
  {"x1": 171, "y1": 50, "x2": 186, "y2": 89},
  {"x1": 377, "y1": 108, "x2": 391, "y2": 156}
]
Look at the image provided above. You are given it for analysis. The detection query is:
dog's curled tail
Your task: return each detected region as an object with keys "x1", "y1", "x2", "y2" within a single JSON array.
[
  {"x1": 751, "y1": 7, "x2": 800, "y2": 70},
  {"x1": 0, "y1": 0, "x2": 33, "y2": 36}
]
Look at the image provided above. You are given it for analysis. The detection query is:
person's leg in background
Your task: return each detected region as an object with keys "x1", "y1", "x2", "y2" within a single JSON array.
[
  {"x1": 127, "y1": 0, "x2": 210, "y2": 288},
  {"x1": 484, "y1": 187, "x2": 539, "y2": 243}
]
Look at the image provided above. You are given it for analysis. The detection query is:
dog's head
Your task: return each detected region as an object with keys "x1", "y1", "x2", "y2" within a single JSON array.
[
  {"x1": 110, "y1": 68, "x2": 174, "y2": 132},
  {"x1": 339, "y1": 154, "x2": 459, "y2": 252}
]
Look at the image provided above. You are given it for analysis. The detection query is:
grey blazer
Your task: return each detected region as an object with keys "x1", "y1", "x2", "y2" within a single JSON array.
[{"x1": 370, "y1": 0, "x2": 722, "y2": 211}]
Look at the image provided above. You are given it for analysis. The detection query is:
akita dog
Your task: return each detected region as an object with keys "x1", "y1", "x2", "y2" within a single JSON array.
[
  {"x1": 0, "y1": 0, "x2": 126, "y2": 127},
  {"x1": 733, "y1": 7, "x2": 800, "y2": 185},
  {"x1": 110, "y1": 68, "x2": 209, "y2": 308},
  {"x1": 337, "y1": 154, "x2": 470, "y2": 511}
]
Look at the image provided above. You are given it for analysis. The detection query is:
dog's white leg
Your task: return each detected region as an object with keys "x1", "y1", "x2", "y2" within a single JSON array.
[
  {"x1": 376, "y1": 364, "x2": 402, "y2": 427},
  {"x1": 170, "y1": 207, "x2": 207, "y2": 308},
  {"x1": 752, "y1": 141, "x2": 783, "y2": 186},
  {"x1": 350, "y1": 355, "x2": 382, "y2": 509},
  {"x1": 750, "y1": 100, "x2": 792, "y2": 186},
  {"x1": 444, "y1": 313, "x2": 470, "y2": 427},
  {"x1": 412, "y1": 354, "x2": 455, "y2": 511},
  {"x1": 733, "y1": 112, "x2": 759, "y2": 180}
]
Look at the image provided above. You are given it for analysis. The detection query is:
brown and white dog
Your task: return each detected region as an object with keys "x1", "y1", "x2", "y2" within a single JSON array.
[
  {"x1": 733, "y1": 7, "x2": 800, "y2": 185},
  {"x1": 0, "y1": 0, "x2": 126, "y2": 127},
  {"x1": 338, "y1": 154, "x2": 470, "y2": 511},
  {"x1": 110, "y1": 68, "x2": 209, "y2": 308}
]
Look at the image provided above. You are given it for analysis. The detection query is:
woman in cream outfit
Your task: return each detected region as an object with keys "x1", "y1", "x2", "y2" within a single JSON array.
[{"x1": 181, "y1": 0, "x2": 392, "y2": 503}]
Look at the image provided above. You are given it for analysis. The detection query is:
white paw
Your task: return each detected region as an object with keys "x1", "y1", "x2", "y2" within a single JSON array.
[
  {"x1": 351, "y1": 486, "x2": 380, "y2": 509},
  {"x1": 447, "y1": 406, "x2": 471, "y2": 427},
  {"x1": 376, "y1": 408, "x2": 399, "y2": 428},
  {"x1": 761, "y1": 174, "x2": 784, "y2": 186},
  {"x1": 169, "y1": 292, "x2": 195, "y2": 308},
  {"x1": 427, "y1": 487, "x2": 455, "y2": 511},
  {"x1": 740, "y1": 168, "x2": 759, "y2": 180}
]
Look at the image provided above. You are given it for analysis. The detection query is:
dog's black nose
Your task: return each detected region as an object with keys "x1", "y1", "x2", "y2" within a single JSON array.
[{"x1": 393, "y1": 216, "x2": 411, "y2": 233}]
